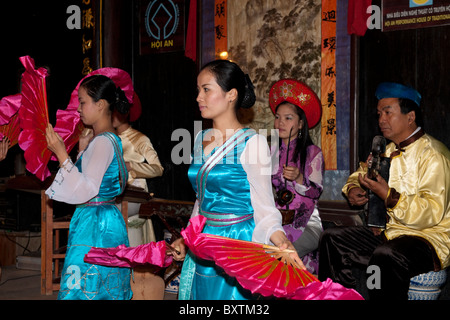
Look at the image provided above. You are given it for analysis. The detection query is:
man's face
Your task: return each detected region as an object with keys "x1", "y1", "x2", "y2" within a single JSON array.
[{"x1": 377, "y1": 98, "x2": 414, "y2": 144}]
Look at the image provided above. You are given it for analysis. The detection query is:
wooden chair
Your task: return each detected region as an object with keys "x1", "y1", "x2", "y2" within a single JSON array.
[
  {"x1": 5, "y1": 176, "x2": 58, "y2": 296},
  {"x1": 41, "y1": 192, "x2": 71, "y2": 295}
]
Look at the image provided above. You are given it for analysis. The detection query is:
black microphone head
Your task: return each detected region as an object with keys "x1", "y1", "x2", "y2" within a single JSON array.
[{"x1": 371, "y1": 135, "x2": 386, "y2": 155}]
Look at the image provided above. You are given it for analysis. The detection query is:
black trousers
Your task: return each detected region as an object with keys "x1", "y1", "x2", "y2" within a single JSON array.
[{"x1": 318, "y1": 226, "x2": 438, "y2": 300}]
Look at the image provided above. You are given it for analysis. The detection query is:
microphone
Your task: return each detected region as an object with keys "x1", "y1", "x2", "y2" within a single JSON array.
[{"x1": 367, "y1": 135, "x2": 386, "y2": 180}]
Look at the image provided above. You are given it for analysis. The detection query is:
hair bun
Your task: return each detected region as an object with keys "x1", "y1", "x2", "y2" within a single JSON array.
[
  {"x1": 241, "y1": 74, "x2": 256, "y2": 109},
  {"x1": 113, "y1": 87, "x2": 131, "y2": 114}
]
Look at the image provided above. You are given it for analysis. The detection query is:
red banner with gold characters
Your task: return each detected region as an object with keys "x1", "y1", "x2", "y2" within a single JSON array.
[
  {"x1": 321, "y1": 0, "x2": 337, "y2": 170},
  {"x1": 214, "y1": 0, "x2": 228, "y2": 58}
]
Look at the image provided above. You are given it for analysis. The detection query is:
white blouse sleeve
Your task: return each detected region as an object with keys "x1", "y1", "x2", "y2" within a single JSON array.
[
  {"x1": 189, "y1": 134, "x2": 201, "y2": 220},
  {"x1": 190, "y1": 199, "x2": 200, "y2": 219},
  {"x1": 45, "y1": 135, "x2": 115, "y2": 205},
  {"x1": 242, "y1": 134, "x2": 284, "y2": 244}
]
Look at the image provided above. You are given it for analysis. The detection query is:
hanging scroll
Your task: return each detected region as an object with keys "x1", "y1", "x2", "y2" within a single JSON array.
[
  {"x1": 214, "y1": 0, "x2": 227, "y2": 58},
  {"x1": 81, "y1": 0, "x2": 96, "y2": 75},
  {"x1": 321, "y1": 0, "x2": 337, "y2": 170}
]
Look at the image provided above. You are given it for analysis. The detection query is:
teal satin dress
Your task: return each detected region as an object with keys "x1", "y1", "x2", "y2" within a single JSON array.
[
  {"x1": 179, "y1": 128, "x2": 257, "y2": 300},
  {"x1": 57, "y1": 133, "x2": 132, "y2": 300}
]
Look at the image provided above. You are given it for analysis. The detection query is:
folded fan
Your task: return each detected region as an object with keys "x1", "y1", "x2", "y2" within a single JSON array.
[{"x1": 84, "y1": 240, "x2": 173, "y2": 269}]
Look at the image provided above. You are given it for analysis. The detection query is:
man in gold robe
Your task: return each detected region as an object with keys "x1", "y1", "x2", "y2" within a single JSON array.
[{"x1": 318, "y1": 82, "x2": 450, "y2": 299}]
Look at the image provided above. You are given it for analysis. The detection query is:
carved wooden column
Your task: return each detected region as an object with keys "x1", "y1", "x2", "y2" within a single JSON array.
[{"x1": 101, "y1": 0, "x2": 133, "y2": 71}]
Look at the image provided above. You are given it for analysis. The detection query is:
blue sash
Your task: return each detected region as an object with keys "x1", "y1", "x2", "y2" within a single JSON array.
[{"x1": 101, "y1": 132, "x2": 128, "y2": 195}]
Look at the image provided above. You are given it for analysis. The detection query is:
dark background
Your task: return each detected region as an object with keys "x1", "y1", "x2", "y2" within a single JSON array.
[{"x1": 357, "y1": 0, "x2": 450, "y2": 162}]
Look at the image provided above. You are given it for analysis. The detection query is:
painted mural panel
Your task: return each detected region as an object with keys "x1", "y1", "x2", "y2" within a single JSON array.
[{"x1": 227, "y1": 0, "x2": 322, "y2": 148}]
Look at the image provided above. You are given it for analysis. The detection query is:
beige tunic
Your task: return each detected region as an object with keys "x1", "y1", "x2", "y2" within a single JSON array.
[{"x1": 119, "y1": 127, "x2": 164, "y2": 191}]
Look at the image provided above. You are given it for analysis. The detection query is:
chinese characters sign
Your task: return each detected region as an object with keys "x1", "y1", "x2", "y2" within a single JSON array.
[
  {"x1": 321, "y1": 0, "x2": 337, "y2": 170},
  {"x1": 140, "y1": 0, "x2": 185, "y2": 55},
  {"x1": 215, "y1": 0, "x2": 227, "y2": 57},
  {"x1": 383, "y1": 0, "x2": 450, "y2": 31},
  {"x1": 81, "y1": 0, "x2": 95, "y2": 75}
]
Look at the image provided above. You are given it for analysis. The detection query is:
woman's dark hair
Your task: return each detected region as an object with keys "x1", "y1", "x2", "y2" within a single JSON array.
[
  {"x1": 80, "y1": 75, "x2": 130, "y2": 115},
  {"x1": 276, "y1": 102, "x2": 314, "y2": 175},
  {"x1": 399, "y1": 98, "x2": 424, "y2": 128},
  {"x1": 201, "y1": 60, "x2": 256, "y2": 109}
]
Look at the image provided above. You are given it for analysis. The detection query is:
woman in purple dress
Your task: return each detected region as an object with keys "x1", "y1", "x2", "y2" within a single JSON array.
[{"x1": 269, "y1": 79, "x2": 324, "y2": 274}]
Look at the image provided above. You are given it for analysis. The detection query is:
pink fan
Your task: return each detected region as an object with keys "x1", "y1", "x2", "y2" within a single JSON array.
[
  {"x1": 0, "y1": 94, "x2": 21, "y2": 126},
  {"x1": 84, "y1": 240, "x2": 173, "y2": 269},
  {"x1": 17, "y1": 56, "x2": 52, "y2": 181},
  {"x1": 0, "y1": 94, "x2": 22, "y2": 147},
  {"x1": 53, "y1": 67, "x2": 140, "y2": 159},
  {"x1": 182, "y1": 215, "x2": 364, "y2": 300}
]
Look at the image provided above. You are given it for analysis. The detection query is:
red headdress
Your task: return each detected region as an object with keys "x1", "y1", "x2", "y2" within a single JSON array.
[{"x1": 269, "y1": 79, "x2": 322, "y2": 128}]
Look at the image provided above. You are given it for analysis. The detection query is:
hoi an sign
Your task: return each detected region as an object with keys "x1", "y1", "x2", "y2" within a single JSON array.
[
  {"x1": 140, "y1": 0, "x2": 185, "y2": 55},
  {"x1": 383, "y1": 0, "x2": 450, "y2": 31}
]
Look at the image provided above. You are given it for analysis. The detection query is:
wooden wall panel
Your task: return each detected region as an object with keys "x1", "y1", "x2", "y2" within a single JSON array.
[{"x1": 358, "y1": 24, "x2": 450, "y2": 161}]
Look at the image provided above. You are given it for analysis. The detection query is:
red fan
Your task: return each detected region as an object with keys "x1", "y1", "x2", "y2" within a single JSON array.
[
  {"x1": 182, "y1": 215, "x2": 364, "y2": 300},
  {"x1": 17, "y1": 56, "x2": 52, "y2": 181},
  {"x1": 84, "y1": 241, "x2": 173, "y2": 268},
  {"x1": 0, "y1": 94, "x2": 22, "y2": 147},
  {"x1": 54, "y1": 67, "x2": 139, "y2": 158},
  {"x1": 182, "y1": 215, "x2": 318, "y2": 298},
  {"x1": 0, "y1": 113, "x2": 21, "y2": 148}
]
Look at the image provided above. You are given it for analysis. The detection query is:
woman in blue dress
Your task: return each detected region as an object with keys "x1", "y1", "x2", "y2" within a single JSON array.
[
  {"x1": 171, "y1": 60, "x2": 304, "y2": 300},
  {"x1": 45, "y1": 74, "x2": 132, "y2": 300}
]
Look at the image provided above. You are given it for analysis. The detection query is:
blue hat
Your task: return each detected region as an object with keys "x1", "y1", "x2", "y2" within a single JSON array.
[{"x1": 375, "y1": 82, "x2": 422, "y2": 107}]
